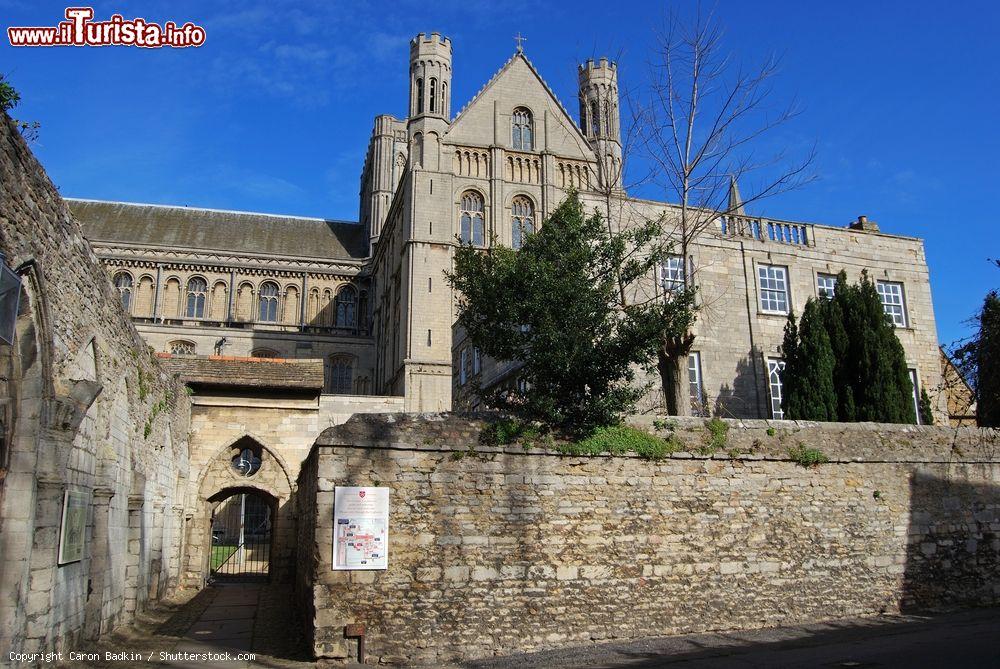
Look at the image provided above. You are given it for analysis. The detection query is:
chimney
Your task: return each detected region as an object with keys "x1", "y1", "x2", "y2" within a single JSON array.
[{"x1": 849, "y1": 215, "x2": 880, "y2": 232}]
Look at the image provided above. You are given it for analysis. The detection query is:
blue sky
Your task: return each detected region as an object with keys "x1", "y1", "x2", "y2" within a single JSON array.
[{"x1": 2, "y1": 0, "x2": 997, "y2": 345}]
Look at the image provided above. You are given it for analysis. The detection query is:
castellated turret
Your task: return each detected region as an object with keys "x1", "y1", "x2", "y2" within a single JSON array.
[
  {"x1": 407, "y1": 33, "x2": 452, "y2": 170},
  {"x1": 578, "y1": 57, "x2": 623, "y2": 189},
  {"x1": 409, "y1": 32, "x2": 452, "y2": 121}
]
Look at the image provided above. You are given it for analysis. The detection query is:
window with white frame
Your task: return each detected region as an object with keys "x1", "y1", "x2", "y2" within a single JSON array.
[
  {"x1": 472, "y1": 347, "x2": 481, "y2": 375},
  {"x1": 909, "y1": 368, "x2": 921, "y2": 424},
  {"x1": 659, "y1": 255, "x2": 685, "y2": 295},
  {"x1": 459, "y1": 347, "x2": 468, "y2": 385},
  {"x1": 688, "y1": 352, "x2": 705, "y2": 415},
  {"x1": 877, "y1": 280, "x2": 907, "y2": 327},
  {"x1": 758, "y1": 265, "x2": 790, "y2": 314},
  {"x1": 816, "y1": 273, "x2": 837, "y2": 299},
  {"x1": 767, "y1": 358, "x2": 786, "y2": 419}
]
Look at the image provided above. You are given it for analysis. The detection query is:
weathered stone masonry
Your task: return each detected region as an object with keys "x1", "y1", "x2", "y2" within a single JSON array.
[
  {"x1": 297, "y1": 414, "x2": 1000, "y2": 665},
  {"x1": 0, "y1": 112, "x2": 191, "y2": 657}
]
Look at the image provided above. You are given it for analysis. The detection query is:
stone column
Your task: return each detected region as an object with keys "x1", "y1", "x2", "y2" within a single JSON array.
[
  {"x1": 124, "y1": 495, "x2": 143, "y2": 617},
  {"x1": 83, "y1": 487, "x2": 114, "y2": 640}
]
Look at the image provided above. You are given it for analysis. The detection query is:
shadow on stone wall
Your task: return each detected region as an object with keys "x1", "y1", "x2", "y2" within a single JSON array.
[
  {"x1": 713, "y1": 346, "x2": 762, "y2": 419},
  {"x1": 901, "y1": 471, "x2": 1000, "y2": 612}
]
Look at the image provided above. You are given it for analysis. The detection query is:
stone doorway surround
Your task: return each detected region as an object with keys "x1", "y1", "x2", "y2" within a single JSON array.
[{"x1": 184, "y1": 435, "x2": 295, "y2": 587}]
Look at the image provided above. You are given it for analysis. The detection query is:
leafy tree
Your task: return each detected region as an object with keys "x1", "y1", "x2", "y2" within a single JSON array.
[
  {"x1": 954, "y1": 291, "x2": 1000, "y2": 427},
  {"x1": 0, "y1": 75, "x2": 20, "y2": 111},
  {"x1": 635, "y1": 10, "x2": 815, "y2": 414},
  {"x1": 1, "y1": 74, "x2": 40, "y2": 141},
  {"x1": 447, "y1": 191, "x2": 695, "y2": 435},
  {"x1": 783, "y1": 298, "x2": 837, "y2": 421}
]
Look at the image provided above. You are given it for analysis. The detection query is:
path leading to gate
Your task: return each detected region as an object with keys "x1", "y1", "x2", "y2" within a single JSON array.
[{"x1": 61, "y1": 581, "x2": 314, "y2": 669}]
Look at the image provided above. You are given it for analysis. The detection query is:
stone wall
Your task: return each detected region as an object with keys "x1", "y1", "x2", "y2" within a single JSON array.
[
  {"x1": 297, "y1": 413, "x2": 1000, "y2": 665},
  {"x1": 0, "y1": 112, "x2": 190, "y2": 657}
]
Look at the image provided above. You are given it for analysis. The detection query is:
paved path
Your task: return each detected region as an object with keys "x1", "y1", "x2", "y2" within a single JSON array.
[
  {"x1": 62, "y1": 581, "x2": 313, "y2": 669},
  {"x1": 460, "y1": 607, "x2": 1000, "y2": 669}
]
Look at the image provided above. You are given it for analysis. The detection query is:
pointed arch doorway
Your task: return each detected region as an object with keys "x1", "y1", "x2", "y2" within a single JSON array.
[{"x1": 209, "y1": 487, "x2": 275, "y2": 580}]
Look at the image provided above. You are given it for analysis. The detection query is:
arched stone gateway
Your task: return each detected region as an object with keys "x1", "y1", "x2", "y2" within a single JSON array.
[
  {"x1": 184, "y1": 435, "x2": 295, "y2": 586},
  {"x1": 208, "y1": 487, "x2": 276, "y2": 579}
]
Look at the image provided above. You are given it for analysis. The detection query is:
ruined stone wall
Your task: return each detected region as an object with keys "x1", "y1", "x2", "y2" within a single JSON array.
[
  {"x1": 298, "y1": 413, "x2": 1000, "y2": 665},
  {"x1": 0, "y1": 112, "x2": 190, "y2": 658}
]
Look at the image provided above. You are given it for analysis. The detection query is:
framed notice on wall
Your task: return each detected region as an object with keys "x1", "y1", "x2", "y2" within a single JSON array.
[
  {"x1": 58, "y1": 489, "x2": 89, "y2": 565},
  {"x1": 333, "y1": 487, "x2": 389, "y2": 570}
]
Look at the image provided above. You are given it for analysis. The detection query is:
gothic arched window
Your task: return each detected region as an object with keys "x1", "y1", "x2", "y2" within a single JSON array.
[
  {"x1": 185, "y1": 277, "x2": 207, "y2": 318},
  {"x1": 429, "y1": 77, "x2": 438, "y2": 113},
  {"x1": 460, "y1": 191, "x2": 486, "y2": 246},
  {"x1": 512, "y1": 107, "x2": 533, "y2": 151},
  {"x1": 603, "y1": 100, "x2": 612, "y2": 136},
  {"x1": 258, "y1": 281, "x2": 279, "y2": 322},
  {"x1": 415, "y1": 77, "x2": 424, "y2": 114},
  {"x1": 590, "y1": 100, "x2": 600, "y2": 136},
  {"x1": 114, "y1": 272, "x2": 133, "y2": 312},
  {"x1": 441, "y1": 82, "x2": 448, "y2": 117},
  {"x1": 579, "y1": 99, "x2": 589, "y2": 136},
  {"x1": 511, "y1": 196, "x2": 535, "y2": 250},
  {"x1": 335, "y1": 286, "x2": 357, "y2": 328},
  {"x1": 326, "y1": 355, "x2": 353, "y2": 394}
]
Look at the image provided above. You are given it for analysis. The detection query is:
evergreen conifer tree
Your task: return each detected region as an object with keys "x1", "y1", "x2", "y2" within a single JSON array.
[
  {"x1": 779, "y1": 311, "x2": 799, "y2": 418},
  {"x1": 977, "y1": 291, "x2": 1000, "y2": 427},
  {"x1": 919, "y1": 388, "x2": 935, "y2": 426},
  {"x1": 785, "y1": 298, "x2": 837, "y2": 420},
  {"x1": 827, "y1": 272, "x2": 856, "y2": 421},
  {"x1": 781, "y1": 271, "x2": 916, "y2": 424}
]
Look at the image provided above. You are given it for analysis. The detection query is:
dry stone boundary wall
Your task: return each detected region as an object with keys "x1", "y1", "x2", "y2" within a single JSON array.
[{"x1": 297, "y1": 413, "x2": 1000, "y2": 665}]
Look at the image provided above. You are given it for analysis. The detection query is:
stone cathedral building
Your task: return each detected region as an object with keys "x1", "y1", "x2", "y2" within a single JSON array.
[
  {"x1": 70, "y1": 33, "x2": 945, "y2": 423},
  {"x1": 0, "y1": 32, "x2": 955, "y2": 659}
]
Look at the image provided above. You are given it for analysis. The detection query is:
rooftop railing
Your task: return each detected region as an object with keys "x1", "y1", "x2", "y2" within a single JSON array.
[{"x1": 720, "y1": 216, "x2": 813, "y2": 247}]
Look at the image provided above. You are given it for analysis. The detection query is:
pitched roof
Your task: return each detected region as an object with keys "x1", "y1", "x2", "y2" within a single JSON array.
[
  {"x1": 450, "y1": 51, "x2": 589, "y2": 147},
  {"x1": 67, "y1": 199, "x2": 368, "y2": 261},
  {"x1": 157, "y1": 354, "x2": 325, "y2": 391}
]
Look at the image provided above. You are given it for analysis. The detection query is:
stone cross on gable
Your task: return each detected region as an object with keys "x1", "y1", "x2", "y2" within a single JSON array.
[{"x1": 514, "y1": 33, "x2": 527, "y2": 52}]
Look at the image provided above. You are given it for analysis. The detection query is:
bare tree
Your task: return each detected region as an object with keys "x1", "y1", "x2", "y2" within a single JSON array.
[{"x1": 635, "y1": 8, "x2": 816, "y2": 414}]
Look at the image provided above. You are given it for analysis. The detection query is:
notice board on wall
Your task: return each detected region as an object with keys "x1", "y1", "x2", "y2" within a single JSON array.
[{"x1": 333, "y1": 486, "x2": 389, "y2": 570}]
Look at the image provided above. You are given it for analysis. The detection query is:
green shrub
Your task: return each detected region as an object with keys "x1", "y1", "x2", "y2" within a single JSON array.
[
  {"x1": 480, "y1": 417, "x2": 544, "y2": 447},
  {"x1": 559, "y1": 425, "x2": 680, "y2": 460},
  {"x1": 766, "y1": 427, "x2": 776, "y2": 437},
  {"x1": 703, "y1": 417, "x2": 729, "y2": 453},
  {"x1": 788, "y1": 444, "x2": 829, "y2": 467}
]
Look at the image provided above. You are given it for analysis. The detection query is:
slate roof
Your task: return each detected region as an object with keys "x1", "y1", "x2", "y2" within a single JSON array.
[
  {"x1": 157, "y1": 354, "x2": 325, "y2": 391},
  {"x1": 67, "y1": 199, "x2": 367, "y2": 261}
]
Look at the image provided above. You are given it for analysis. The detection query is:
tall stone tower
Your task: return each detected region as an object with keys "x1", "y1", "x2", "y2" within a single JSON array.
[
  {"x1": 408, "y1": 33, "x2": 452, "y2": 169},
  {"x1": 578, "y1": 58, "x2": 623, "y2": 190}
]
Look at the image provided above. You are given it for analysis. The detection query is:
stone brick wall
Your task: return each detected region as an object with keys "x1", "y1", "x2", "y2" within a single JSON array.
[
  {"x1": 0, "y1": 112, "x2": 190, "y2": 656},
  {"x1": 297, "y1": 413, "x2": 1000, "y2": 665}
]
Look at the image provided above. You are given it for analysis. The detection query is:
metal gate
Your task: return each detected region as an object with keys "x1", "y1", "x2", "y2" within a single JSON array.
[{"x1": 210, "y1": 492, "x2": 271, "y2": 578}]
